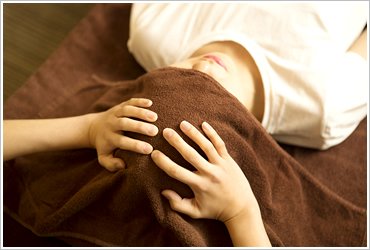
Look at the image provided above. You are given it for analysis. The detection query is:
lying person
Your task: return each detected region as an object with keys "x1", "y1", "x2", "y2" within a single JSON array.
[
  {"x1": 3, "y1": 2, "x2": 367, "y2": 247},
  {"x1": 128, "y1": 2, "x2": 368, "y2": 149}
]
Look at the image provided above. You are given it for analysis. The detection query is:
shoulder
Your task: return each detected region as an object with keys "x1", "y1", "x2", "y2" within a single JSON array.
[{"x1": 266, "y1": 51, "x2": 368, "y2": 150}]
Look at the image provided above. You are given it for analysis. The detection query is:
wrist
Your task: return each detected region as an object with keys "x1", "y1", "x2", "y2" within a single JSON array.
[
  {"x1": 224, "y1": 201, "x2": 261, "y2": 227},
  {"x1": 223, "y1": 194, "x2": 260, "y2": 222},
  {"x1": 224, "y1": 202, "x2": 271, "y2": 247},
  {"x1": 53, "y1": 114, "x2": 96, "y2": 150},
  {"x1": 85, "y1": 113, "x2": 99, "y2": 149}
]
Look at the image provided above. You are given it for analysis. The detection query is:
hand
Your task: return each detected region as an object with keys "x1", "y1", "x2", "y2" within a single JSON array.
[
  {"x1": 89, "y1": 98, "x2": 158, "y2": 172},
  {"x1": 151, "y1": 120, "x2": 258, "y2": 222}
]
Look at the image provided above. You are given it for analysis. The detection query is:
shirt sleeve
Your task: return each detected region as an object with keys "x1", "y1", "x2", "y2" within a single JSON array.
[
  {"x1": 321, "y1": 51, "x2": 368, "y2": 149},
  {"x1": 272, "y1": 51, "x2": 368, "y2": 150}
]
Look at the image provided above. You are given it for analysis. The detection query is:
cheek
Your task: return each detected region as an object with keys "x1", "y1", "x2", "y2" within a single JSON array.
[
  {"x1": 207, "y1": 66, "x2": 228, "y2": 79},
  {"x1": 217, "y1": 77, "x2": 246, "y2": 105}
]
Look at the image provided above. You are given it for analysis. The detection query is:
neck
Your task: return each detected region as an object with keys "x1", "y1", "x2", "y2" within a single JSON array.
[{"x1": 191, "y1": 41, "x2": 264, "y2": 122}]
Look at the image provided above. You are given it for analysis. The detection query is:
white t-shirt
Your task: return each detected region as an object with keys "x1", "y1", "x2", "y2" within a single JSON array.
[{"x1": 128, "y1": 2, "x2": 368, "y2": 149}]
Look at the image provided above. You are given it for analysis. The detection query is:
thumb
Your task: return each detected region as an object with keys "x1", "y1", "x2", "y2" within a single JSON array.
[
  {"x1": 98, "y1": 154, "x2": 126, "y2": 172},
  {"x1": 161, "y1": 190, "x2": 200, "y2": 219}
]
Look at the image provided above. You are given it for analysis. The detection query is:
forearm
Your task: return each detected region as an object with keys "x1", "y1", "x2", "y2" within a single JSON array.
[
  {"x1": 224, "y1": 205, "x2": 271, "y2": 247},
  {"x1": 3, "y1": 114, "x2": 96, "y2": 161}
]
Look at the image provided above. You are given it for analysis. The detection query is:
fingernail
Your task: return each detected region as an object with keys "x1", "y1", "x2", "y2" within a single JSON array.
[
  {"x1": 181, "y1": 121, "x2": 191, "y2": 131},
  {"x1": 161, "y1": 190, "x2": 169, "y2": 199},
  {"x1": 115, "y1": 163, "x2": 124, "y2": 169},
  {"x1": 147, "y1": 125, "x2": 158, "y2": 136},
  {"x1": 143, "y1": 143, "x2": 153, "y2": 154},
  {"x1": 164, "y1": 128, "x2": 173, "y2": 138},
  {"x1": 203, "y1": 122, "x2": 211, "y2": 131},
  {"x1": 147, "y1": 111, "x2": 157, "y2": 120},
  {"x1": 151, "y1": 150, "x2": 159, "y2": 159},
  {"x1": 144, "y1": 99, "x2": 152, "y2": 106}
]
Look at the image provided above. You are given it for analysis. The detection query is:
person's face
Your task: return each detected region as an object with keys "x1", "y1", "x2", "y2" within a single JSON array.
[{"x1": 170, "y1": 52, "x2": 246, "y2": 106}]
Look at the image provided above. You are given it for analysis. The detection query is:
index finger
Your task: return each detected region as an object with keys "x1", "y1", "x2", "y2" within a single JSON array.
[
  {"x1": 151, "y1": 150, "x2": 201, "y2": 187},
  {"x1": 121, "y1": 98, "x2": 153, "y2": 108},
  {"x1": 179, "y1": 121, "x2": 220, "y2": 163}
]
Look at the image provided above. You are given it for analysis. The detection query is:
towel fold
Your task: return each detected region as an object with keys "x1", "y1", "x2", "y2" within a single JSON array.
[{"x1": 3, "y1": 67, "x2": 367, "y2": 247}]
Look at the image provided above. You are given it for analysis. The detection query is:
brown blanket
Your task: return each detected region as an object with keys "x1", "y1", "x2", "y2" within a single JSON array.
[
  {"x1": 3, "y1": 3, "x2": 367, "y2": 247},
  {"x1": 3, "y1": 67, "x2": 367, "y2": 247}
]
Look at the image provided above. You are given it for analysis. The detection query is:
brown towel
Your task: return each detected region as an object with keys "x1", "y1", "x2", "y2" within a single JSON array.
[{"x1": 3, "y1": 67, "x2": 367, "y2": 247}]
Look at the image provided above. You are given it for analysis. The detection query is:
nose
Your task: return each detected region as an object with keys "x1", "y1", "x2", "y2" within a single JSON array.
[{"x1": 192, "y1": 60, "x2": 211, "y2": 74}]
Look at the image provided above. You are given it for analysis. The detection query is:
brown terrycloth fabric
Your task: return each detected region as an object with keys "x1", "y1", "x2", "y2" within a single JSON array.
[
  {"x1": 3, "y1": 67, "x2": 367, "y2": 247},
  {"x1": 3, "y1": 3, "x2": 367, "y2": 248}
]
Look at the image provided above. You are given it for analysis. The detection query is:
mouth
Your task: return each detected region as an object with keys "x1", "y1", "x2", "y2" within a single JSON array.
[{"x1": 203, "y1": 55, "x2": 228, "y2": 71}]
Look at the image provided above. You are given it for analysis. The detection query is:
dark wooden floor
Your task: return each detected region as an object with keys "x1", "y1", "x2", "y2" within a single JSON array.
[{"x1": 3, "y1": 3, "x2": 95, "y2": 103}]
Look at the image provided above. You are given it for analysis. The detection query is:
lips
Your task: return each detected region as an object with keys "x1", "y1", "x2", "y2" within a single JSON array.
[{"x1": 203, "y1": 55, "x2": 227, "y2": 71}]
